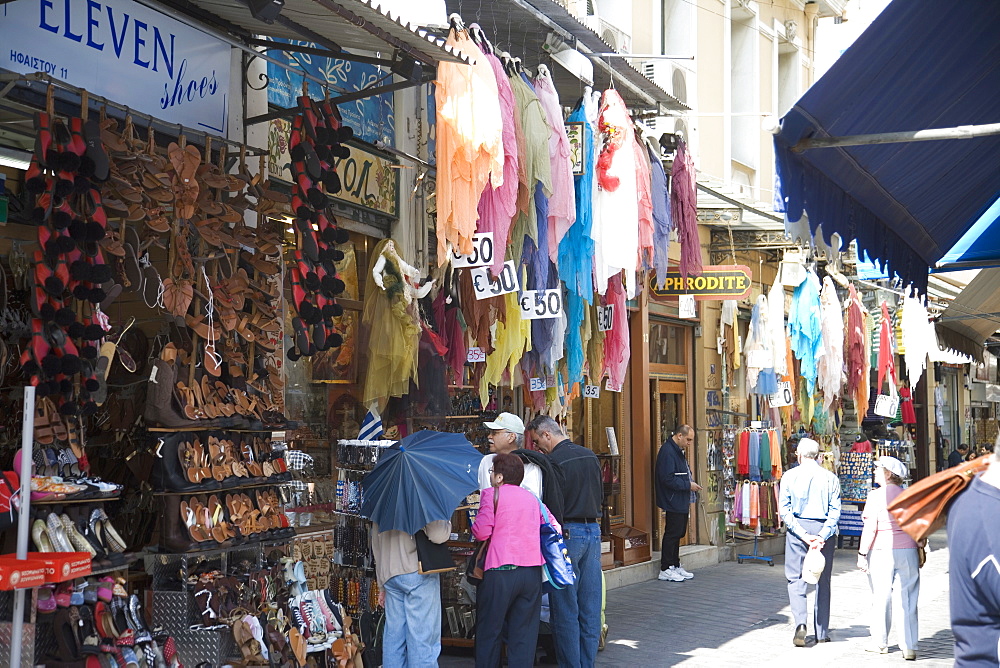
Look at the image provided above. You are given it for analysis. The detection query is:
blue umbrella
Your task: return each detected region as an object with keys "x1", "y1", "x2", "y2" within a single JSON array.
[{"x1": 361, "y1": 430, "x2": 482, "y2": 534}]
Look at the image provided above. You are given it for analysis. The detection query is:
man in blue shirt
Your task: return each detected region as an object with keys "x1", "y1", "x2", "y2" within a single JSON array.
[
  {"x1": 779, "y1": 437, "x2": 841, "y2": 647},
  {"x1": 948, "y1": 441, "x2": 1000, "y2": 666}
]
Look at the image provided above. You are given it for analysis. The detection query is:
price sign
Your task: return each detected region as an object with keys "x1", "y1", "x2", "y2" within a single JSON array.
[
  {"x1": 470, "y1": 261, "x2": 519, "y2": 300},
  {"x1": 583, "y1": 384, "x2": 601, "y2": 399},
  {"x1": 450, "y1": 233, "x2": 494, "y2": 268},
  {"x1": 545, "y1": 375, "x2": 556, "y2": 388},
  {"x1": 597, "y1": 305, "x2": 614, "y2": 332},
  {"x1": 518, "y1": 289, "x2": 564, "y2": 320},
  {"x1": 529, "y1": 377, "x2": 546, "y2": 391},
  {"x1": 679, "y1": 294, "x2": 697, "y2": 319},
  {"x1": 605, "y1": 378, "x2": 622, "y2": 393},
  {"x1": 768, "y1": 381, "x2": 793, "y2": 407},
  {"x1": 467, "y1": 347, "x2": 486, "y2": 363}
]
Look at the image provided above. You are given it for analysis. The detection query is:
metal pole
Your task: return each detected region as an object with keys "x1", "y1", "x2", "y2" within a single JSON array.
[
  {"x1": 791, "y1": 122, "x2": 1000, "y2": 152},
  {"x1": 10, "y1": 385, "x2": 36, "y2": 668}
]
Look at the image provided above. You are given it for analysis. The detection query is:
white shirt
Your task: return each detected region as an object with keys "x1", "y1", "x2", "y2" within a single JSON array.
[{"x1": 478, "y1": 453, "x2": 543, "y2": 499}]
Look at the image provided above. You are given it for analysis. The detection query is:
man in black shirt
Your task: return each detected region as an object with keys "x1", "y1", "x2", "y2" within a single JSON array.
[
  {"x1": 526, "y1": 415, "x2": 602, "y2": 667},
  {"x1": 948, "y1": 443, "x2": 969, "y2": 468}
]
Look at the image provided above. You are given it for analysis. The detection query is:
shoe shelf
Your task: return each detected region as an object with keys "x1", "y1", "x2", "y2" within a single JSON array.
[
  {"x1": 30, "y1": 493, "x2": 121, "y2": 505},
  {"x1": 152, "y1": 480, "x2": 289, "y2": 495}
]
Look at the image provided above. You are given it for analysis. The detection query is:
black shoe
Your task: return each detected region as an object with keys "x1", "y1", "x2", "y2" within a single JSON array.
[
  {"x1": 817, "y1": 637, "x2": 832, "y2": 643},
  {"x1": 793, "y1": 624, "x2": 807, "y2": 647}
]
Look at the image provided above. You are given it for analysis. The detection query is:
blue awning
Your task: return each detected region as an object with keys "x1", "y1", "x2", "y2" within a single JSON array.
[
  {"x1": 936, "y1": 194, "x2": 1000, "y2": 270},
  {"x1": 774, "y1": 0, "x2": 1000, "y2": 294}
]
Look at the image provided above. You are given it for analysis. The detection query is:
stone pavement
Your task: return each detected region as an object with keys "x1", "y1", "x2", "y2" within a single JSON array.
[{"x1": 440, "y1": 531, "x2": 954, "y2": 666}]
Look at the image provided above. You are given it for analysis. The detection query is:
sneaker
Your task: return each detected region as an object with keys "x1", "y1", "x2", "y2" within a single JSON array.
[
  {"x1": 675, "y1": 565, "x2": 694, "y2": 579},
  {"x1": 902, "y1": 650, "x2": 916, "y2": 661},
  {"x1": 658, "y1": 567, "x2": 685, "y2": 582}
]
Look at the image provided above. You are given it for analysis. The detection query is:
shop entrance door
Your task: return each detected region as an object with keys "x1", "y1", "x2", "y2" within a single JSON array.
[{"x1": 651, "y1": 380, "x2": 692, "y2": 545}]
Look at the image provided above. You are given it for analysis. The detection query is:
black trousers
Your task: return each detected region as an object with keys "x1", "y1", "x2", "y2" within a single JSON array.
[
  {"x1": 660, "y1": 511, "x2": 688, "y2": 569},
  {"x1": 475, "y1": 566, "x2": 542, "y2": 668}
]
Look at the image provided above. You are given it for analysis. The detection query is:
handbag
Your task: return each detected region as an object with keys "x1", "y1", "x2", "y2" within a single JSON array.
[
  {"x1": 887, "y1": 454, "x2": 990, "y2": 541},
  {"x1": 465, "y1": 487, "x2": 499, "y2": 586},
  {"x1": 415, "y1": 530, "x2": 456, "y2": 574},
  {"x1": 538, "y1": 501, "x2": 576, "y2": 589}
]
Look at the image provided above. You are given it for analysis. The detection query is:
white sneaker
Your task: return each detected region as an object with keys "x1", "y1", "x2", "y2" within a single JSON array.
[
  {"x1": 658, "y1": 567, "x2": 685, "y2": 582},
  {"x1": 675, "y1": 565, "x2": 694, "y2": 579}
]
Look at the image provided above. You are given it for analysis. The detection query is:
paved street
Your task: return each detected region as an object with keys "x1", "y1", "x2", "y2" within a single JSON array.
[{"x1": 442, "y1": 531, "x2": 954, "y2": 666}]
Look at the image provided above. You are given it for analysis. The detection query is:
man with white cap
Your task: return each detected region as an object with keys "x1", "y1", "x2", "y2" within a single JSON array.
[
  {"x1": 858, "y1": 455, "x2": 920, "y2": 659},
  {"x1": 779, "y1": 437, "x2": 842, "y2": 647},
  {"x1": 479, "y1": 412, "x2": 543, "y2": 498}
]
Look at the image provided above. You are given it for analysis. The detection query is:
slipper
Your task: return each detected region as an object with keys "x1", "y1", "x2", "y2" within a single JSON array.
[{"x1": 83, "y1": 118, "x2": 110, "y2": 182}]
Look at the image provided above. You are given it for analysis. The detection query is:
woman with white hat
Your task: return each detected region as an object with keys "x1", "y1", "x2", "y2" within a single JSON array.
[{"x1": 857, "y1": 456, "x2": 921, "y2": 660}]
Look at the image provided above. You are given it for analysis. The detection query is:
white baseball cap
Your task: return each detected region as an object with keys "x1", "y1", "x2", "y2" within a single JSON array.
[
  {"x1": 876, "y1": 455, "x2": 907, "y2": 479},
  {"x1": 483, "y1": 412, "x2": 525, "y2": 435}
]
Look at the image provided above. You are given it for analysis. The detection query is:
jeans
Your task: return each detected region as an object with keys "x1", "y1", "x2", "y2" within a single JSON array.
[
  {"x1": 660, "y1": 511, "x2": 688, "y2": 569},
  {"x1": 382, "y1": 571, "x2": 441, "y2": 667},
  {"x1": 867, "y1": 548, "x2": 920, "y2": 651},
  {"x1": 784, "y1": 518, "x2": 836, "y2": 640},
  {"x1": 475, "y1": 566, "x2": 542, "y2": 667},
  {"x1": 550, "y1": 521, "x2": 601, "y2": 667}
]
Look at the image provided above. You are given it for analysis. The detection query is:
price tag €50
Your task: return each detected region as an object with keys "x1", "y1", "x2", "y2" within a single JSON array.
[
  {"x1": 470, "y1": 261, "x2": 519, "y2": 300},
  {"x1": 518, "y1": 289, "x2": 564, "y2": 320},
  {"x1": 450, "y1": 232, "x2": 494, "y2": 268}
]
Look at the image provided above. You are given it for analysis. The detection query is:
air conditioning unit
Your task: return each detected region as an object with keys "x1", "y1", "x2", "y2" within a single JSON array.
[
  {"x1": 582, "y1": 15, "x2": 632, "y2": 53},
  {"x1": 643, "y1": 61, "x2": 689, "y2": 105}
]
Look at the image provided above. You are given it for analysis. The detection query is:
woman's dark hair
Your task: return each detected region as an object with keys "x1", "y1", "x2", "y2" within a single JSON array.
[{"x1": 492, "y1": 453, "x2": 524, "y2": 486}]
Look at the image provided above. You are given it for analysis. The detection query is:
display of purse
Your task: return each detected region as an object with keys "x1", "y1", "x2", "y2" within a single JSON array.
[
  {"x1": 465, "y1": 487, "x2": 499, "y2": 586},
  {"x1": 887, "y1": 454, "x2": 990, "y2": 541},
  {"x1": 538, "y1": 500, "x2": 575, "y2": 589}
]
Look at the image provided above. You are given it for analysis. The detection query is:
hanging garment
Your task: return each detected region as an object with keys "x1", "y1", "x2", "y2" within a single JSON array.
[
  {"x1": 479, "y1": 290, "x2": 532, "y2": 406},
  {"x1": 721, "y1": 299, "x2": 738, "y2": 387},
  {"x1": 601, "y1": 273, "x2": 630, "y2": 390},
  {"x1": 362, "y1": 240, "x2": 423, "y2": 408},
  {"x1": 877, "y1": 301, "x2": 899, "y2": 401},
  {"x1": 748, "y1": 431, "x2": 761, "y2": 482},
  {"x1": 476, "y1": 51, "x2": 520, "y2": 279},
  {"x1": 769, "y1": 430, "x2": 783, "y2": 480},
  {"x1": 759, "y1": 431, "x2": 772, "y2": 482},
  {"x1": 593, "y1": 89, "x2": 639, "y2": 297},
  {"x1": 648, "y1": 144, "x2": 672, "y2": 287},
  {"x1": 435, "y1": 29, "x2": 503, "y2": 260},
  {"x1": 749, "y1": 482, "x2": 760, "y2": 528},
  {"x1": 817, "y1": 276, "x2": 845, "y2": 412},
  {"x1": 899, "y1": 386, "x2": 916, "y2": 424},
  {"x1": 564, "y1": 290, "x2": 586, "y2": 389},
  {"x1": 737, "y1": 430, "x2": 750, "y2": 476},
  {"x1": 744, "y1": 295, "x2": 777, "y2": 396},
  {"x1": 586, "y1": 300, "x2": 606, "y2": 385},
  {"x1": 533, "y1": 65, "x2": 576, "y2": 260},
  {"x1": 741, "y1": 481, "x2": 752, "y2": 525},
  {"x1": 432, "y1": 286, "x2": 467, "y2": 384},
  {"x1": 671, "y1": 139, "x2": 702, "y2": 280},
  {"x1": 789, "y1": 268, "x2": 823, "y2": 394},
  {"x1": 900, "y1": 289, "x2": 934, "y2": 387},
  {"x1": 507, "y1": 73, "x2": 553, "y2": 271},
  {"x1": 768, "y1": 281, "x2": 788, "y2": 376},
  {"x1": 633, "y1": 132, "x2": 655, "y2": 272},
  {"x1": 558, "y1": 95, "x2": 597, "y2": 302},
  {"x1": 845, "y1": 284, "x2": 866, "y2": 407}
]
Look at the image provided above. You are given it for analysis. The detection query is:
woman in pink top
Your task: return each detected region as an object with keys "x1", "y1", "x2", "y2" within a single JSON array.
[
  {"x1": 471, "y1": 453, "x2": 560, "y2": 668},
  {"x1": 857, "y1": 456, "x2": 921, "y2": 659}
]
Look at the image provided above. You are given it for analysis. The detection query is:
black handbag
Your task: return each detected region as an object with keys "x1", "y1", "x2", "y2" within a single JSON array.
[{"x1": 415, "y1": 530, "x2": 455, "y2": 574}]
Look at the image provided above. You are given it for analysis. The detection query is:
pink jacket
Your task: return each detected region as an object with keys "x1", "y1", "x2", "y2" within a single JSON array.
[
  {"x1": 860, "y1": 484, "x2": 918, "y2": 551},
  {"x1": 472, "y1": 484, "x2": 561, "y2": 571}
]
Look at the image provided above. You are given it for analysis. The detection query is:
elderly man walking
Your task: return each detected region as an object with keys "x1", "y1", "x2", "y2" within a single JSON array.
[{"x1": 779, "y1": 437, "x2": 842, "y2": 647}]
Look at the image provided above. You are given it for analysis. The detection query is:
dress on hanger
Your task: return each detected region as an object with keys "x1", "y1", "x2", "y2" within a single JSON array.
[
  {"x1": 648, "y1": 143, "x2": 672, "y2": 287},
  {"x1": 671, "y1": 139, "x2": 701, "y2": 280},
  {"x1": 533, "y1": 65, "x2": 576, "y2": 260},
  {"x1": 362, "y1": 240, "x2": 422, "y2": 408},
  {"x1": 476, "y1": 51, "x2": 520, "y2": 279},
  {"x1": 435, "y1": 29, "x2": 503, "y2": 260},
  {"x1": 899, "y1": 386, "x2": 916, "y2": 424},
  {"x1": 600, "y1": 272, "x2": 630, "y2": 390},
  {"x1": 593, "y1": 89, "x2": 639, "y2": 297}
]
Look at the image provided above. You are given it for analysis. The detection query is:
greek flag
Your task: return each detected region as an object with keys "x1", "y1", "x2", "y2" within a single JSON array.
[{"x1": 358, "y1": 408, "x2": 383, "y2": 441}]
